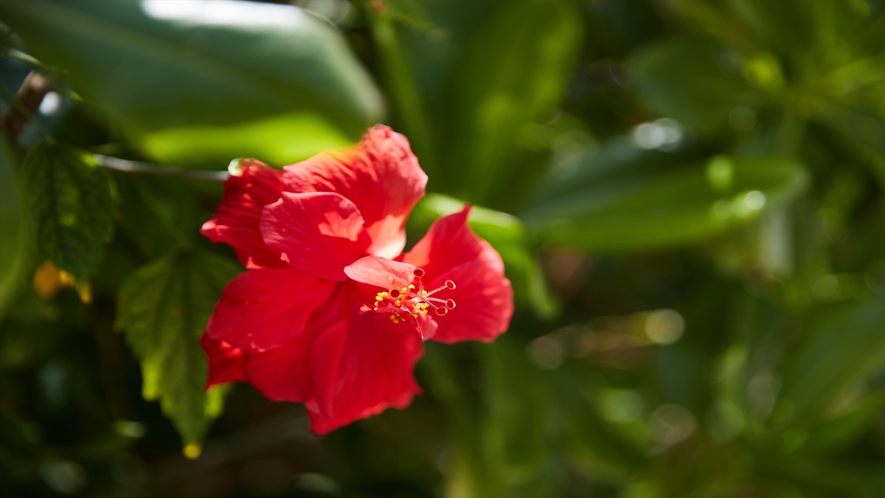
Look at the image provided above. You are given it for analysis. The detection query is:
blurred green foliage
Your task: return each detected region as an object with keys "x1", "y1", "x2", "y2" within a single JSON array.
[{"x1": 1, "y1": 0, "x2": 884, "y2": 497}]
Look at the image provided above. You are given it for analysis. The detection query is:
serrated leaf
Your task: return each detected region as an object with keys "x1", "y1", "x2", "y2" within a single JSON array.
[
  {"x1": 19, "y1": 142, "x2": 117, "y2": 283},
  {"x1": 115, "y1": 249, "x2": 241, "y2": 446},
  {"x1": 0, "y1": 0, "x2": 383, "y2": 166}
]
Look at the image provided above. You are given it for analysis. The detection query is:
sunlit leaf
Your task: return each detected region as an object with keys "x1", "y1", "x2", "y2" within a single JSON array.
[
  {"x1": 18, "y1": 142, "x2": 117, "y2": 283},
  {"x1": 115, "y1": 249, "x2": 240, "y2": 446},
  {"x1": 0, "y1": 0, "x2": 384, "y2": 166}
]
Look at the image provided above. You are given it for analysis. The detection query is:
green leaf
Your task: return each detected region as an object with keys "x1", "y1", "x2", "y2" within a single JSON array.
[
  {"x1": 778, "y1": 298, "x2": 885, "y2": 426},
  {"x1": 407, "y1": 193, "x2": 558, "y2": 318},
  {"x1": 440, "y1": 0, "x2": 583, "y2": 206},
  {"x1": 483, "y1": 340, "x2": 553, "y2": 485},
  {"x1": 627, "y1": 40, "x2": 763, "y2": 133},
  {"x1": 0, "y1": 0, "x2": 384, "y2": 166},
  {"x1": 799, "y1": 391, "x2": 885, "y2": 457},
  {"x1": 0, "y1": 135, "x2": 28, "y2": 316},
  {"x1": 19, "y1": 142, "x2": 117, "y2": 283},
  {"x1": 815, "y1": 106, "x2": 885, "y2": 186},
  {"x1": 521, "y1": 139, "x2": 809, "y2": 252},
  {"x1": 553, "y1": 369, "x2": 649, "y2": 478},
  {"x1": 114, "y1": 249, "x2": 240, "y2": 446}
]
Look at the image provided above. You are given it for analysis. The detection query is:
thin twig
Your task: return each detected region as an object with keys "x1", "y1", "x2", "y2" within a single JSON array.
[
  {"x1": 0, "y1": 72, "x2": 55, "y2": 142},
  {"x1": 93, "y1": 154, "x2": 230, "y2": 182}
]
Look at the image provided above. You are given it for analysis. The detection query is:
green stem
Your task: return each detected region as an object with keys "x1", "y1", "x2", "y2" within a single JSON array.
[{"x1": 93, "y1": 154, "x2": 229, "y2": 182}]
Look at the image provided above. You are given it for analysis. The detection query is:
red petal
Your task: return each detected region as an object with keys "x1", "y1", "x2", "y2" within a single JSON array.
[
  {"x1": 241, "y1": 286, "x2": 352, "y2": 403},
  {"x1": 260, "y1": 192, "x2": 371, "y2": 281},
  {"x1": 201, "y1": 334, "x2": 246, "y2": 389},
  {"x1": 206, "y1": 268, "x2": 336, "y2": 351},
  {"x1": 401, "y1": 207, "x2": 514, "y2": 343},
  {"x1": 307, "y1": 306, "x2": 424, "y2": 435},
  {"x1": 344, "y1": 256, "x2": 416, "y2": 291},
  {"x1": 241, "y1": 325, "x2": 322, "y2": 402},
  {"x1": 282, "y1": 125, "x2": 427, "y2": 259},
  {"x1": 201, "y1": 159, "x2": 287, "y2": 269}
]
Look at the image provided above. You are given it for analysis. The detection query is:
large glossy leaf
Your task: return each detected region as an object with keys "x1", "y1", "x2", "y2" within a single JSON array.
[
  {"x1": 0, "y1": 135, "x2": 27, "y2": 316},
  {"x1": 18, "y1": 142, "x2": 117, "y2": 283},
  {"x1": 115, "y1": 249, "x2": 240, "y2": 448},
  {"x1": 627, "y1": 40, "x2": 763, "y2": 133},
  {"x1": 0, "y1": 0, "x2": 383, "y2": 166},
  {"x1": 521, "y1": 139, "x2": 809, "y2": 252}
]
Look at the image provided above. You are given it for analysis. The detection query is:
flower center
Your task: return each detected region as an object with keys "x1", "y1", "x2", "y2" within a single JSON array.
[{"x1": 372, "y1": 268, "x2": 456, "y2": 324}]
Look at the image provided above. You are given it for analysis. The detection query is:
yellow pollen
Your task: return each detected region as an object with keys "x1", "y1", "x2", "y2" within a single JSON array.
[{"x1": 370, "y1": 270, "x2": 457, "y2": 325}]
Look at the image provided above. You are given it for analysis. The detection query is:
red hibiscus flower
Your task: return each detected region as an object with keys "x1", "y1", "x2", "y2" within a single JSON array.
[{"x1": 200, "y1": 125, "x2": 514, "y2": 434}]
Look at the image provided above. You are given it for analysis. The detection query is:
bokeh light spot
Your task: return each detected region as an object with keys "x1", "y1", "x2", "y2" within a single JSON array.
[{"x1": 645, "y1": 309, "x2": 684, "y2": 344}]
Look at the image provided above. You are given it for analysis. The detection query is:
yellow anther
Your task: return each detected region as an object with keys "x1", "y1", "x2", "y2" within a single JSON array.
[
  {"x1": 394, "y1": 300, "x2": 401, "y2": 307},
  {"x1": 402, "y1": 287, "x2": 408, "y2": 293},
  {"x1": 409, "y1": 284, "x2": 415, "y2": 290},
  {"x1": 421, "y1": 290, "x2": 428, "y2": 296}
]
